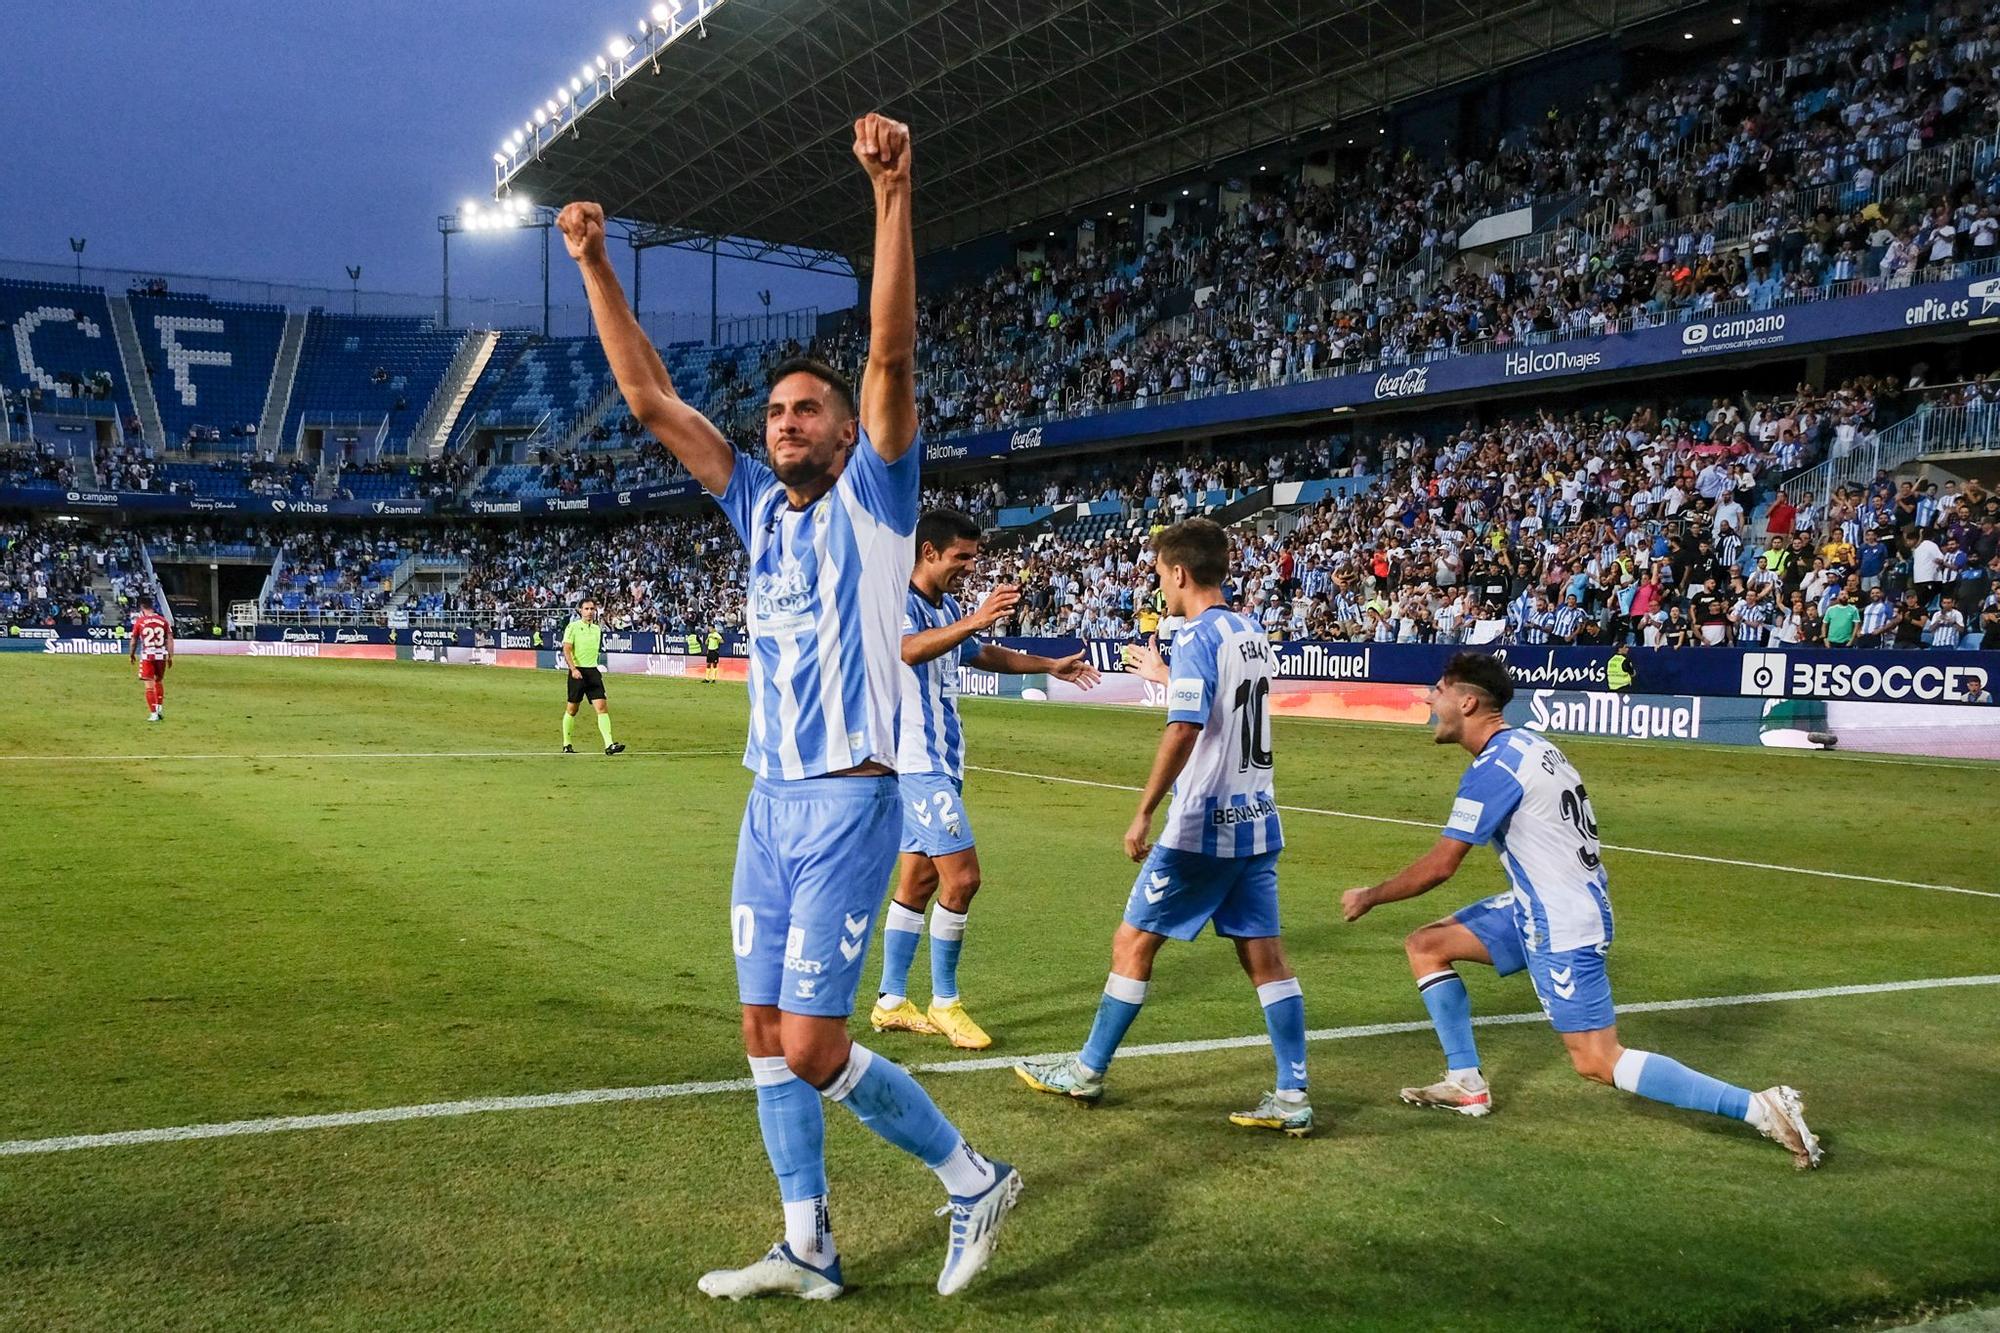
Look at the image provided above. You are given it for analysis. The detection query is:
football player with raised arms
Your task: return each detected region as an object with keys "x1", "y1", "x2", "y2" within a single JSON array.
[
  {"x1": 1341, "y1": 652, "x2": 1822, "y2": 1168},
  {"x1": 560, "y1": 113, "x2": 1020, "y2": 1303}
]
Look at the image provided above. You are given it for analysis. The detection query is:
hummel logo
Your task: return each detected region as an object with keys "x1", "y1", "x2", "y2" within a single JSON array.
[
  {"x1": 795, "y1": 978, "x2": 817, "y2": 998},
  {"x1": 1143, "y1": 872, "x2": 1170, "y2": 905},
  {"x1": 1549, "y1": 965, "x2": 1576, "y2": 1000},
  {"x1": 1549, "y1": 966, "x2": 1573, "y2": 984},
  {"x1": 843, "y1": 913, "x2": 869, "y2": 938},
  {"x1": 839, "y1": 937, "x2": 865, "y2": 962},
  {"x1": 1289, "y1": 1061, "x2": 1308, "y2": 1081},
  {"x1": 910, "y1": 800, "x2": 933, "y2": 827}
]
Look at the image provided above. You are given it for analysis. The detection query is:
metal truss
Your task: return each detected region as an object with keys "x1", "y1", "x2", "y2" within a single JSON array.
[{"x1": 500, "y1": 0, "x2": 1710, "y2": 263}]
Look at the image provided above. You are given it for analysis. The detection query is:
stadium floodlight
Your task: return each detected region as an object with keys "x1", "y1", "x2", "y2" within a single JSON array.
[
  {"x1": 1683, "y1": 31, "x2": 1694, "y2": 38},
  {"x1": 557, "y1": 87, "x2": 571, "y2": 105},
  {"x1": 534, "y1": 109, "x2": 548, "y2": 126},
  {"x1": 596, "y1": 55, "x2": 608, "y2": 71},
  {"x1": 544, "y1": 99, "x2": 558, "y2": 116},
  {"x1": 570, "y1": 76, "x2": 584, "y2": 93},
  {"x1": 1181, "y1": 188, "x2": 1190, "y2": 196},
  {"x1": 462, "y1": 199, "x2": 481, "y2": 217},
  {"x1": 1731, "y1": 15, "x2": 1742, "y2": 22},
  {"x1": 492, "y1": 152, "x2": 507, "y2": 165},
  {"x1": 581, "y1": 63, "x2": 596, "y2": 81},
  {"x1": 636, "y1": 18, "x2": 649, "y2": 35},
  {"x1": 609, "y1": 36, "x2": 633, "y2": 60}
]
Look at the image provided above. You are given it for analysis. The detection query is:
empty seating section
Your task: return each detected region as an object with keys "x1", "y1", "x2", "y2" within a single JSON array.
[
  {"x1": 284, "y1": 314, "x2": 465, "y2": 455},
  {"x1": 0, "y1": 280, "x2": 127, "y2": 412},
  {"x1": 127, "y1": 292, "x2": 286, "y2": 450},
  {"x1": 476, "y1": 337, "x2": 611, "y2": 437},
  {"x1": 443, "y1": 330, "x2": 535, "y2": 448}
]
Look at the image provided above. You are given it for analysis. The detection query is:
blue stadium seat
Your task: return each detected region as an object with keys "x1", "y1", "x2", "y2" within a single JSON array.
[
  {"x1": 127, "y1": 292, "x2": 287, "y2": 451},
  {"x1": 0, "y1": 279, "x2": 128, "y2": 417},
  {"x1": 285, "y1": 313, "x2": 466, "y2": 455}
]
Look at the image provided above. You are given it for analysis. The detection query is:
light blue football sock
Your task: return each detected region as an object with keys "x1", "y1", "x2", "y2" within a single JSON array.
[
  {"x1": 1417, "y1": 969, "x2": 1480, "y2": 1071},
  {"x1": 928, "y1": 905, "x2": 967, "y2": 1004},
  {"x1": 820, "y1": 1043, "x2": 961, "y2": 1168},
  {"x1": 876, "y1": 901, "x2": 925, "y2": 1006},
  {"x1": 1079, "y1": 972, "x2": 1147, "y2": 1076},
  {"x1": 749, "y1": 1056, "x2": 834, "y2": 1265},
  {"x1": 1257, "y1": 977, "x2": 1309, "y2": 1092},
  {"x1": 1614, "y1": 1049, "x2": 1753, "y2": 1121}
]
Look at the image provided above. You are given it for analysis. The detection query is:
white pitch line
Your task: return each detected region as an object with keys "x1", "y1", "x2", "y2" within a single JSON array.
[
  {"x1": 0, "y1": 748, "x2": 740, "y2": 763},
  {"x1": 969, "y1": 765, "x2": 2000, "y2": 901},
  {"x1": 1, "y1": 973, "x2": 1994, "y2": 1159}
]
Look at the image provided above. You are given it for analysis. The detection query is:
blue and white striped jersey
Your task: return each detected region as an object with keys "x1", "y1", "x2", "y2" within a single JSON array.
[
  {"x1": 897, "y1": 586, "x2": 981, "y2": 779},
  {"x1": 1441, "y1": 728, "x2": 1613, "y2": 953},
  {"x1": 711, "y1": 429, "x2": 918, "y2": 780},
  {"x1": 1159, "y1": 606, "x2": 1284, "y2": 858}
]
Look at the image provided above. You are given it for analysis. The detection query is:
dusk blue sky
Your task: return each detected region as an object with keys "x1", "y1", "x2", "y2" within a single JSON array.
[{"x1": 0, "y1": 1, "x2": 856, "y2": 331}]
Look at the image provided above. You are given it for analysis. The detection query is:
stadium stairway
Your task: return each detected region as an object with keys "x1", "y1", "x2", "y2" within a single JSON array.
[
  {"x1": 417, "y1": 331, "x2": 499, "y2": 458},
  {"x1": 258, "y1": 311, "x2": 309, "y2": 448},
  {"x1": 106, "y1": 294, "x2": 166, "y2": 449}
]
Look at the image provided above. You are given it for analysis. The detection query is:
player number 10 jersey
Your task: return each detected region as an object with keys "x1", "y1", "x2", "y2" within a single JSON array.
[{"x1": 1159, "y1": 606, "x2": 1283, "y2": 857}]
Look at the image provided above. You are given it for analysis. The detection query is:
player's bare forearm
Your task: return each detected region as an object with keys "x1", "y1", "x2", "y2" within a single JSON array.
[
  {"x1": 560, "y1": 204, "x2": 733, "y2": 494},
  {"x1": 1136, "y1": 723, "x2": 1201, "y2": 820},
  {"x1": 902, "y1": 621, "x2": 982, "y2": 667},
  {"x1": 857, "y1": 125, "x2": 917, "y2": 461},
  {"x1": 972, "y1": 645, "x2": 1053, "y2": 674},
  {"x1": 1354, "y1": 838, "x2": 1474, "y2": 913}
]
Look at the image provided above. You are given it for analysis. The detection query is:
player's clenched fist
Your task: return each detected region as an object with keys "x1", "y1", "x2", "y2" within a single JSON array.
[
  {"x1": 557, "y1": 201, "x2": 607, "y2": 263},
  {"x1": 852, "y1": 113, "x2": 911, "y2": 186}
]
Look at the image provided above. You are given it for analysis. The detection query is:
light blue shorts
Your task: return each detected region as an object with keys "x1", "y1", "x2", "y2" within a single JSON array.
[
  {"x1": 899, "y1": 772, "x2": 976, "y2": 858},
  {"x1": 1453, "y1": 895, "x2": 1616, "y2": 1033},
  {"x1": 730, "y1": 775, "x2": 898, "y2": 1017},
  {"x1": 1122, "y1": 845, "x2": 1281, "y2": 941}
]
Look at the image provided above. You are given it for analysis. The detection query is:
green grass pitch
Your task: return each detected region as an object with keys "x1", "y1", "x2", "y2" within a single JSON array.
[{"x1": 1, "y1": 655, "x2": 1995, "y2": 1331}]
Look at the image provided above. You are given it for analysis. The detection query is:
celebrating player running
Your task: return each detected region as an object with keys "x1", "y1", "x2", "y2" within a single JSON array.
[
  {"x1": 561, "y1": 113, "x2": 1020, "y2": 1303},
  {"x1": 871, "y1": 508, "x2": 1100, "y2": 1050},
  {"x1": 1341, "y1": 652, "x2": 1822, "y2": 1168}
]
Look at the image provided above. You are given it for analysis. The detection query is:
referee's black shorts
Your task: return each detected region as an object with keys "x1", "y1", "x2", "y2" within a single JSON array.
[
  {"x1": 704, "y1": 649, "x2": 721, "y2": 666},
  {"x1": 567, "y1": 666, "x2": 607, "y2": 704}
]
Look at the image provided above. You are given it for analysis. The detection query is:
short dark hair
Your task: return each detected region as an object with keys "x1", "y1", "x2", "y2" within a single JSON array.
[
  {"x1": 915, "y1": 508, "x2": 981, "y2": 559},
  {"x1": 579, "y1": 595, "x2": 597, "y2": 607},
  {"x1": 1440, "y1": 652, "x2": 1514, "y2": 711},
  {"x1": 1155, "y1": 517, "x2": 1229, "y2": 588},
  {"x1": 767, "y1": 356, "x2": 857, "y2": 418}
]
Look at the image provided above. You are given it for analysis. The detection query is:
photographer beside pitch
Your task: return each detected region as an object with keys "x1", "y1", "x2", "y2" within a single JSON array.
[
  {"x1": 558, "y1": 113, "x2": 1019, "y2": 1303},
  {"x1": 1341, "y1": 652, "x2": 1823, "y2": 1168}
]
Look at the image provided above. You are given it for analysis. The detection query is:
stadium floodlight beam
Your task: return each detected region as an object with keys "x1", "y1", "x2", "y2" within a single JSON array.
[{"x1": 608, "y1": 36, "x2": 633, "y2": 60}]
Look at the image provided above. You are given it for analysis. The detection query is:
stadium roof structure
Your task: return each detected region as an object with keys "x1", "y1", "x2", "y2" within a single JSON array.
[{"x1": 495, "y1": 0, "x2": 1708, "y2": 269}]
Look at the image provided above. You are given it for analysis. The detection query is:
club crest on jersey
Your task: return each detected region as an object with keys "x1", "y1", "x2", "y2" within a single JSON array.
[{"x1": 751, "y1": 552, "x2": 814, "y2": 634}]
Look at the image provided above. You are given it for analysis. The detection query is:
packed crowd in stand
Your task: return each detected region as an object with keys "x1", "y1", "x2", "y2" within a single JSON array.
[
  {"x1": 2, "y1": 370, "x2": 1996, "y2": 650},
  {"x1": 440, "y1": 513, "x2": 741, "y2": 635},
  {"x1": 0, "y1": 519, "x2": 148, "y2": 626},
  {"x1": 0, "y1": 442, "x2": 76, "y2": 491}
]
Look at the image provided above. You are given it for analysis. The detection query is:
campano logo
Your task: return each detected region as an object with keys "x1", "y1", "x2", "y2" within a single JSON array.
[{"x1": 1681, "y1": 323, "x2": 1709, "y2": 347}]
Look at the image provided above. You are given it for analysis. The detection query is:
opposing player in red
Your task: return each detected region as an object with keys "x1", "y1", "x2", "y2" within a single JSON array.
[{"x1": 129, "y1": 603, "x2": 174, "y2": 722}]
